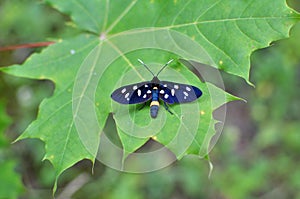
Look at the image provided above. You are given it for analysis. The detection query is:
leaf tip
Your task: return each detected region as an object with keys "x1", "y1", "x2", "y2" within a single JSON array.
[
  {"x1": 227, "y1": 95, "x2": 247, "y2": 103},
  {"x1": 52, "y1": 177, "x2": 58, "y2": 197},
  {"x1": 246, "y1": 80, "x2": 255, "y2": 88},
  {"x1": 204, "y1": 155, "x2": 214, "y2": 179},
  {"x1": 11, "y1": 133, "x2": 28, "y2": 144},
  {"x1": 90, "y1": 159, "x2": 96, "y2": 175}
]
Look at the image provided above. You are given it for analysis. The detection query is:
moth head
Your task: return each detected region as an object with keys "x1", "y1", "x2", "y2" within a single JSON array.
[{"x1": 151, "y1": 76, "x2": 160, "y2": 84}]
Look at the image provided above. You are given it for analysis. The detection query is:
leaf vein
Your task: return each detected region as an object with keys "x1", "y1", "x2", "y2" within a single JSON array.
[
  {"x1": 72, "y1": 0, "x2": 101, "y2": 32},
  {"x1": 106, "y1": 40, "x2": 144, "y2": 80},
  {"x1": 265, "y1": 18, "x2": 285, "y2": 37},
  {"x1": 171, "y1": 108, "x2": 202, "y2": 149},
  {"x1": 109, "y1": 16, "x2": 299, "y2": 39},
  {"x1": 20, "y1": 40, "x2": 99, "y2": 76},
  {"x1": 195, "y1": 0, "x2": 222, "y2": 22},
  {"x1": 101, "y1": 0, "x2": 110, "y2": 32},
  {"x1": 193, "y1": 25, "x2": 240, "y2": 69},
  {"x1": 171, "y1": 0, "x2": 192, "y2": 26},
  {"x1": 234, "y1": 20, "x2": 262, "y2": 45},
  {"x1": 106, "y1": 0, "x2": 138, "y2": 33}
]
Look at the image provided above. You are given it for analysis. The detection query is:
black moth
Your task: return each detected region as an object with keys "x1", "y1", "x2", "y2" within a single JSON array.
[{"x1": 111, "y1": 59, "x2": 202, "y2": 118}]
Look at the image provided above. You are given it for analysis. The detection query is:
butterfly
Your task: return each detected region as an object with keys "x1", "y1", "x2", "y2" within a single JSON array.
[{"x1": 111, "y1": 59, "x2": 202, "y2": 118}]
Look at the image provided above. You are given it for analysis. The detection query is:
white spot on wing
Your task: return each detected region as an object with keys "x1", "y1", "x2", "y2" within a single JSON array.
[
  {"x1": 174, "y1": 85, "x2": 179, "y2": 89},
  {"x1": 186, "y1": 86, "x2": 191, "y2": 91},
  {"x1": 145, "y1": 85, "x2": 149, "y2": 88},
  {"x1": 137, "y1": 89, "x2": 141, "y2": 96},
  {"x1": 171, "y1": 89, "x2": 175, "y2": 96},
  {"x1": 164, "y1": 94, "x2": 169, "y2": 99},
  {"x1": 121, "y1": 88, "x2": 126, "y2": 93},
  {"x1": 133, "y1": 85, "x2": 138, "y2": 90},
  {"x1": 147, "y1": 90, "x2": 151, "y2": 94},
  {"x1": 125, "y1": 93, "x2": 130, "y2": 98},
  {"x1": 164, "y1": 84, "x2": 167, "y2": 87},
  {"x1": 183, "y1": 91, "x2": 188, "y2": 96},
  {"x1": 160, "y1": 90, "x2": 165, "y2": 94},
  {"x1": 143, "y1": 94, "x2": 147, "y2": 98},
  {"x1": 126, "y1": 98, "x2": 130, "y2": 101}
]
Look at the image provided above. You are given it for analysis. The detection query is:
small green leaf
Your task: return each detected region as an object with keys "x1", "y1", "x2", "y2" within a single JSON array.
[
  {"x1": 0, "y1": 101, "x2": 11, "y2": 137},
  {"x1": 0, "y1": 161, "x2": 24, "y2": 199},
  {"x1": 0, "y1": 101, "x2": 24, "y2": 199}
]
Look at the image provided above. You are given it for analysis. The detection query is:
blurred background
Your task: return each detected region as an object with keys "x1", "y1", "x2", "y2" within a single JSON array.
[{"x1": 0, "y1": 0, "x2": 299, "y2": 198}]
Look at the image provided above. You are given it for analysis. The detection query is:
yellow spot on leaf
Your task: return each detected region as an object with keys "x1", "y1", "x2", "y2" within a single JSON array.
[
  {"x1": 96, "y1": 102, "x2": 100, "y2": 106},
  {"x1": 219, "y1": 60, "x2": 223, "y2": 65},
  {"x1": 152, "y1": 136, "x2": 157, "y2": 140},
  {"x1": 200, "y1": 110, "x2": 205, "y2": 115},
  {"x1": 174, "y1": 0, "x2": 177, "y2": 4},
  {"x1": 49, "y1": 155, "x2": 55, "y2": 160},
  {"x1": 68, "y1": 89, "x2": 72, "y2": 92}
]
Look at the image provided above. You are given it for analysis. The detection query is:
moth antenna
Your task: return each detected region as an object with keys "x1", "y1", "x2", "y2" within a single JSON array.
[
  {"x1": 138, "y1": 59, "x2": 155, "y2": 77},
  {"x1": 156, "y1": 59, "x2": 173, "y2": 77}
]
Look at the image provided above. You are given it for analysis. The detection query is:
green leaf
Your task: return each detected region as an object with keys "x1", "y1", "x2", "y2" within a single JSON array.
[
  {"x1": 1, "y1": 0, "x2": 299, "y2": 191},
  {"x1": 0, "y1": 101, "x2": 24, "y2": 199},
  {"x1": 0, "y1": 161, "x2": 24, "y2": 199},
  {"x1": 46, "y1": 0, "x2": 300, "y2": 83},
  {"x1": 45, "y1": 0, "x2": 104, "y2": 33},
  {"x1": 0, "y1": 102, "x2": 11, "y2": 139},
  {"x1": 2, "y1": 34, "x2": 100, "y2": 179}
]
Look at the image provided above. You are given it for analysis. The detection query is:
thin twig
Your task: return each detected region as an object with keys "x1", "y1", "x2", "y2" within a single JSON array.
[
  {"x1": 56, "y1": 173, "x2": 91, "y2": 199},
  {"x1": 0, "y1": 41, "x2": 55, "y2": 51}
]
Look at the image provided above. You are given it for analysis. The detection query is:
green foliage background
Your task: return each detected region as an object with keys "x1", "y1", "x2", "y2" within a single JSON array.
[{"x1": 0, "y1": 0, "x2": 300, "y2": 198}]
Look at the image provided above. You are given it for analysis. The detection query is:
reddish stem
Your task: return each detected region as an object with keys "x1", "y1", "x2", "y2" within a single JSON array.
[{"x1": 0, "y1": 41, "x2": 55, "y2": 52}]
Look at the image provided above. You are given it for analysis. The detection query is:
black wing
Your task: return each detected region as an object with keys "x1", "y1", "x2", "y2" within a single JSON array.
[
  {"x1": 159, "y1": 81, "x2": 202, "y2": 104},
  {"x1": 111, "y1": 82, "x2": 153, "y2": 104}
]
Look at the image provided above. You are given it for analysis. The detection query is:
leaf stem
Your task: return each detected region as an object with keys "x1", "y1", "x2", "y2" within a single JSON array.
[{"x1": 0, "y1": 41, "x2": 55, "y2": 52}]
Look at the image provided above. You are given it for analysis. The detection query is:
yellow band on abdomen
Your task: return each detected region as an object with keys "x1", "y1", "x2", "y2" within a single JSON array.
[{"x1": 150, "y1": 101, "x2": 160, "y2": 107}]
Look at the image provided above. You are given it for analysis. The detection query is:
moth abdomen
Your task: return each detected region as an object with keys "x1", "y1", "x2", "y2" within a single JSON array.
[
  {"x1": 150, "y1": 105, "x2": 159, "y2": 118},
  {"x1": 150, "y1": 101, "x2": 160, "y2": 118}
]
